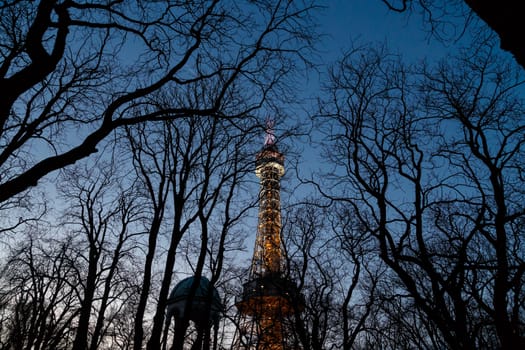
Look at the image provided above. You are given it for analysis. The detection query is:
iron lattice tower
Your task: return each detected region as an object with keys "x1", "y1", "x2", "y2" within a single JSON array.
[{"x1": 234, "y1": 124, "x2": 303, "y2": 350}]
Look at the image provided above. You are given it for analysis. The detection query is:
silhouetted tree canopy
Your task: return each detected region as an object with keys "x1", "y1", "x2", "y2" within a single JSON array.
[{"x1": 0, "y1": 0, "x2": 315, "y2": 204}]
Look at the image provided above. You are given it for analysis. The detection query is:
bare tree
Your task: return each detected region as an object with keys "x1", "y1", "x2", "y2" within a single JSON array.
[
  {"x1": 419, "y1": 42, "x2": 525, "y2": 348},
  {"x1": 0, "y1": 233, "x2": 82, "y2": 349},
  {"x1": 319, "y1": 40, "x2": 525, "y2": 349},
  {"x1": 284, "y1": 203, "x2": 339, "y2": 350},
  {"x1": 282, "y1": 201, "x2": 382, "y2": 350},
  {"x1": 151, "y1": 115, "x2": 257, "y2": 350},
  {"x1": 121, "y1": 112, "x2": 258, "y2": 349},
  {"x1": 124, "y1": 121, "x2": 173, "y2": 350},
  {"x1": 0, "y1": 0, "x2": 316, "y2": 204},
  {"x1": 57, "y1": 161, "x2": 145, "y2": 350}
]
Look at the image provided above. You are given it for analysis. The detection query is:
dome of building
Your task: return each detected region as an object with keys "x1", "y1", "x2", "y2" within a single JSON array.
[
  {"x1": 169, "y1": 276, "x2": 216, "y2": 300},
  {"x1": 167, "y1": 276, "x2": 223, "y2": 326}
]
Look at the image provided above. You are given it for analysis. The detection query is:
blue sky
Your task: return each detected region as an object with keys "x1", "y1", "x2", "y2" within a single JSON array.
[
  {"x1": 282, "y1": 1, "x2": 476, "y2": 198},
  {"x1": 319, "y1": 1, "x2": 463, "y2": 65}
]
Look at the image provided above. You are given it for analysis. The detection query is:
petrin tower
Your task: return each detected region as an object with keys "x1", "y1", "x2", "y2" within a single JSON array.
[{"x1": 234, "y1": 123, "x2": 303, "y2": 350}]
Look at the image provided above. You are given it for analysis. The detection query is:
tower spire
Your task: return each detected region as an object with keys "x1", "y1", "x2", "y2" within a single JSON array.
[
  {"x1": 234, "y1": 123, "x2": 303, "y2": 350},
  {"x1": 263, "y1": 118, "x2": 276, "y2": 147}
]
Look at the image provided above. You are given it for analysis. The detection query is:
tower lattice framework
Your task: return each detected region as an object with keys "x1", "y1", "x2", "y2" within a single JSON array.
[{"x1": 234, "y1": 125, "x2": 303, "y2": 350}]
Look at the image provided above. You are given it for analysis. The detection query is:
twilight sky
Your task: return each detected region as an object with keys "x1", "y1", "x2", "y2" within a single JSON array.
[
  {"x1": 320, "y1": 1, "x2": 467, "y2": 67},
  {"x1": 283, "y1": 0, "x2": 477, "y2": 197}
]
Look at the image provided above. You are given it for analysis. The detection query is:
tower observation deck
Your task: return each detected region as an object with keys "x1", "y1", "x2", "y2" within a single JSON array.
[{"x1": 234, "y1": 123, "x2": 303, "y2": 350}]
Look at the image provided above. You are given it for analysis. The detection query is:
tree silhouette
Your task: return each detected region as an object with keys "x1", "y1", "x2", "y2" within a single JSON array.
[
  {"x1": 0, "y1": 0, "x2": 316, "y2": 203},
  {"x1": 319, "y1": 40, "x2": 525, "y2": 348}
]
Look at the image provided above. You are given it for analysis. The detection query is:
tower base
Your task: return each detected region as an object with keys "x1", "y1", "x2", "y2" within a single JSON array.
[{"x1": 234, "y1": 274, "x2": 304, "y2": 350}]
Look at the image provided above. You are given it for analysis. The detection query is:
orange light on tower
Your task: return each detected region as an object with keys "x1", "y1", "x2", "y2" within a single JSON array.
[{"x1": 234, "y1": 121, "x2": 303, "y2": 350}]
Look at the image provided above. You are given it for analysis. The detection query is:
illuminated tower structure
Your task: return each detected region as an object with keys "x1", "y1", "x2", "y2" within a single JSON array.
[{"x1": 234, "y1": 123, "x2": 303, "y2": 350}]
